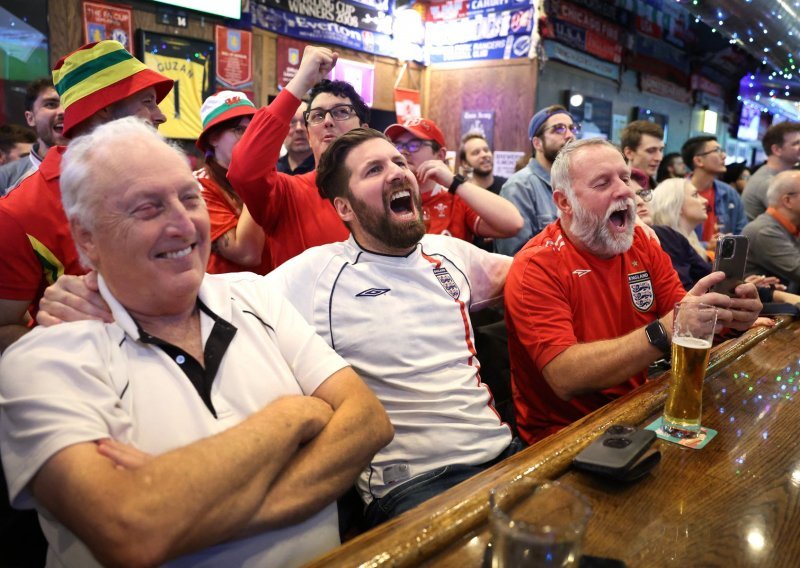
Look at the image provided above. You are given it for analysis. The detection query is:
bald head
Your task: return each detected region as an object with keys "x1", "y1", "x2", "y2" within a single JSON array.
[{"x1": 766, "y1": 170, "x2": 800, "y2": 207}]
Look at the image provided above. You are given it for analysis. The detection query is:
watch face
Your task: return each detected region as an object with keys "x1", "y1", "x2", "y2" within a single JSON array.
[{"x1": 646, "y1": 321, "x2": 669, "y2": 353}]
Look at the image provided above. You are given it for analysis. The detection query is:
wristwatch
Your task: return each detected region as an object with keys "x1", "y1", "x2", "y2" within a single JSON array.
[
  {"x1": 645, "y1": 320, "x2": 670, "y2": 357},
  {"x1": 448, "y1": 174, "x2": 466, "y2": 195}
]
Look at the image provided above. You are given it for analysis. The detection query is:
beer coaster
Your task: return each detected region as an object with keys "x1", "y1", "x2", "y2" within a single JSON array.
[{"x1": 645, "y1": 417, "x2": 717, "y2": 449}]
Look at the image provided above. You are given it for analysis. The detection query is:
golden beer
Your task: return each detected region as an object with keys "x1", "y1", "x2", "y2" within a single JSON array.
[{"x1": 663, "y1": 336, "x2": 711, "y2": 437}]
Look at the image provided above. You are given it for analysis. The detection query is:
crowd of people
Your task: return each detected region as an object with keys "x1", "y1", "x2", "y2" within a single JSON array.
[{"x1": 0, "y1": 40, "x2": 795, "y2": 566}]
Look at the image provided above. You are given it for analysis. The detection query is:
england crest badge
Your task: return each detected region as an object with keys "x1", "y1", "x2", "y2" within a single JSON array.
[
  {"x1": 628, "y1": 271, "x2": 654, "y2": 312},
  {"x1": 434, "y1": 267, "x2": 460, "y2": 300}
]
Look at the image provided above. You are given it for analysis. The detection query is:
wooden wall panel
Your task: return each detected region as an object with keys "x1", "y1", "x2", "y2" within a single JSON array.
[
  {"x1": 424, "y1": 59, "x2": 538, "y2": 153},
  {"x1": 48, "y1": 0, "x2": 220, "y2": 66},
  {"x1": 47, "y1": 0, "x2": 84, "y2": 68}
]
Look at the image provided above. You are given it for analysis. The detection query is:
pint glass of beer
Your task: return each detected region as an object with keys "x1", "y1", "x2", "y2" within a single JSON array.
[{"x1": 662, "y1": 302, "x2": 717, "y2": 438}]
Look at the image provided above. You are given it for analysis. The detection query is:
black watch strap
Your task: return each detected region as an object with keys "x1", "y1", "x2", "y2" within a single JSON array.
[
  {"x1": 645, "y1": 320, "x2": 670, "y2": 357},
  {"x1": 448, "y1": 174, "x2": 465, "y2": 195}
]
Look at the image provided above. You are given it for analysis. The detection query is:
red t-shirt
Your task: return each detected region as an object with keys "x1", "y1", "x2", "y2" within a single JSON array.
[
  {"x1": 422, "y1": 185, "x2": 481, "y2": 241},
  {"x1": 0, "y1": 147, "x2": 86, "y2": 316},
  {"x1": 195, "y1": 171, "x2": 273, "y2": 275},
  {"x1": 505, "y1": 221, "x2": 686, "y2": 444},
  {"x1": 699, "y1": 186, "x2": 717, "y2": 241},
  {"x1": 227, "y1": 89, "x2": 349, "y2": 269}
]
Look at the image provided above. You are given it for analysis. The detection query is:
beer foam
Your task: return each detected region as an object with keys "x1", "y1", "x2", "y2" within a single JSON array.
[{"x1": 673, "y1": 336, "x2": 712, "y2": 349}]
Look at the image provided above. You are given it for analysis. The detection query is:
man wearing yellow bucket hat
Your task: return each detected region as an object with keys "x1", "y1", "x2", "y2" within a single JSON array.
[{"x1": 0, "y1": 40, "x2": 173, "y2": 352}]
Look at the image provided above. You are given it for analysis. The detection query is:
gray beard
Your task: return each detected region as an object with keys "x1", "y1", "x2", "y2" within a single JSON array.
[{"x1": 569, "y1": 198, "x2": 635, "y2": 257}]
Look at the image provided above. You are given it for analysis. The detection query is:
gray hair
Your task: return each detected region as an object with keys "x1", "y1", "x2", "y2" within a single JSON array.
[
  {"x1": 551, "y1": 138, "x2": 624, "y2": 205},
  {"x1": 650, "y1": 178, "x2": 688, "y2": 229},
  {"x1": 61, "y1": 117, "x2": 187, "y2": 267},
  {"x1": 767, "y1": 170, "x2": 800, "y2": 206}
]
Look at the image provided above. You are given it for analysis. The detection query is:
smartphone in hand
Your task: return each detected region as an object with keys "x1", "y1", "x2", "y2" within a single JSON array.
[{"x1": 711, "y1": 235, "x2": 749, "y2": 296}]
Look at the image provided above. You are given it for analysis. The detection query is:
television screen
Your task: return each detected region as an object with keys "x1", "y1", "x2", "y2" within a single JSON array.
[
  {"x1": 566, "y1": 93, "x2": 612, "y2": 140},
  {"x1": 148, "y1": 0, "x2": 240, "y2": 19},
  {"x1": 736, "y1": 104, "x2": 760, "y2": 141},
  {"x1": 632, "y1": 107, "x2": 669, "y2": 144}
]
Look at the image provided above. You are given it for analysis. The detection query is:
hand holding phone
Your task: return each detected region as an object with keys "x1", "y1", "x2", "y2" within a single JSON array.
[{"x1": 711, "y1": 235, "x2": 749, "y2": 296}]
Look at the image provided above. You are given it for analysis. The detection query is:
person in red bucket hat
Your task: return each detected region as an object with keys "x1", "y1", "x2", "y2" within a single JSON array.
[
  {"x1": 0, "y1": 40, "x2": 173, "y2": 352},
  {"x1": 384, "y1": 117, "x2": 522, "y2": 243},
  {"x1": 193, "y1": 90, "x2": 272, "y2": 275}
]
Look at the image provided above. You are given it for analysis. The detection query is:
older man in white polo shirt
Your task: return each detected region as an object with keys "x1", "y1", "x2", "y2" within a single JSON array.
[{"x1": 0, "y1": 118, "x2": 392, "y2": 568}]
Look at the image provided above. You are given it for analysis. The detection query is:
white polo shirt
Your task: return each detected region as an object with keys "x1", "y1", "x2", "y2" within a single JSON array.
[{"x1": 0, "y1": 274, "x2": 349, "y2": 568}]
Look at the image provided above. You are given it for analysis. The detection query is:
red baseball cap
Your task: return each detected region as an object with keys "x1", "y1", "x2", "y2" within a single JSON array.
[{"x1": 384, "y1": 117, "x2": 446, "y2": 148}]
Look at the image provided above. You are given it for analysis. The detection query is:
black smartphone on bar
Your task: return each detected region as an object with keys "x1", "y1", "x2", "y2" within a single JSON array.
[
  {"x1": 573, "y1": 425, "x2": 657, "y2": 480},
  {"x1": 711, "y1": 235, "x2": 749, "y2": 296}
]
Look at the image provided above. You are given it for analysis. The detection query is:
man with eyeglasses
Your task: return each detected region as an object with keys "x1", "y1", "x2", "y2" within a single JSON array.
[
  {"x1": 383, "y1": 118, "x2": 522, "y2": 242},
  {"x1": 496, "y1": 105, "x2": 579, "y2": 256},
  {"x1": 743, "y1": 170, "x2": 800, "y2": 292},
  {"x1": 505, "y1": 138, "x2": 761, "y2": 444},
  {"x1": 742, "y1": 122, "x2": 800, "y2": 220},
  {"x1": 277, "y1": 102, "x2": 315, "y2": 176},
  {"x1": 681, "y1": 135, "x2": 747, "y2": 245},
  {"x1": 228, "y1": 46, "x2": 363, "y2": 269}
]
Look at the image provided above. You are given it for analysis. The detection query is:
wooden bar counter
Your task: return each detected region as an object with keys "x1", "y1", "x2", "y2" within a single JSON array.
[{"x1": 307, "y1": 317, "x2": 800, "y2": 567}]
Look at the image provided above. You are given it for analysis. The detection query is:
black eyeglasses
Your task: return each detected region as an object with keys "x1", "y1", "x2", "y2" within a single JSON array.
[
  {"x1": 394, "y1": 139, "x2": 433, "y2": 153},
  {"x1": 540, "y1": 123, "x2": 581, "y2": 137},
  {"x1": 696, "y1": 146, "x2": 724, "y2": 157},
  {"x1": 304, "y1": 104, "x2": 357, "y2": 125},
  {"x1": 635, "y1": 188, "x2": 653, "y2": 202}
]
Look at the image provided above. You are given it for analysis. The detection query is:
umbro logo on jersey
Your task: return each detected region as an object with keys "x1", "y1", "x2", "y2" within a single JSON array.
[
  {"x1": 572, "y1": 269, "x2": 591, "y2": 277},
  {"x1": 355, "y1": 288, "x2": 390, "y2": 297}
]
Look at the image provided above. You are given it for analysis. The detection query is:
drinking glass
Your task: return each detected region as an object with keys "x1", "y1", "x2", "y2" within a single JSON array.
[
  {"x1": 489, "y1": 478, "x2": 591, "y2": 567},
  {"x1": 662, "y1": 302, "x2": 718, "y2": 438}
]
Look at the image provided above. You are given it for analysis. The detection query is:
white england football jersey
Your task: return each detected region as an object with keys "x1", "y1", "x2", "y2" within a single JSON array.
[{"x1": 265, "y1": 234, "x2": 513, "y2": 502}]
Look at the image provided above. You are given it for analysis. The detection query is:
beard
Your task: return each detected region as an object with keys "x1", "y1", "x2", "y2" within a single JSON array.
[
  {"x1": 569, "y1": 197, "x2": 636, "y2": 257},
  {"x1": 349, "y1": 180, "x2": 426, "y2": 251},
  {"x1": 542, "y1": 138, "x2": 567, "y2": 164},
  {"x1": 468, "y1": 159, "x2": 493, "y2": 177}
]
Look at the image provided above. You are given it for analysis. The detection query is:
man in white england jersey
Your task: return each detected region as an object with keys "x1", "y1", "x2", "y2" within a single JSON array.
[{"x1": 267, "y1": 127, "x2": 521, "y2": 527}]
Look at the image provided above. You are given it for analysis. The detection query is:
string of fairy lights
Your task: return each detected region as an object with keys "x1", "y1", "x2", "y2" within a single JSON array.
[{"x1": 677, "y1": 0, "x2": 800, "y2": 117}]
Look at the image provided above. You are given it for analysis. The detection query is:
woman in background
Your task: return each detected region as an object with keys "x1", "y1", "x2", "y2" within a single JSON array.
[
  {"x1": 633, "y1": 169, "x2": 797, "y2": 313},
  {"x1": 195, "y1": 91, "x2": 271, "y2": 274},
  {"x1": 650, "y1": 177, "x2": 710, "y2": 261}
]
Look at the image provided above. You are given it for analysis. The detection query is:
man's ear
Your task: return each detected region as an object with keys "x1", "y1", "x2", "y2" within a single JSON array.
[
  {"x1": 70, "y1": 218, "x2": 99, "y2": 267},
  {"x1": 532, "y1": 136, "x2": 543, "y2": 154},
  {"x1": 436, "y1": 146, "x2": 447, "y2": 161},
  {"x1": 553, "y1": 189, "x2": 572, "y2": 217},
  {"x1": 333, "y1": 196, "x2": 355, "y2": 223},
  {"x1": 24, "y1": 111, "x2": 35, "y2": 129},
  {"x1": 622, "y1": 146, "x2": 635, "y2": 162}
]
